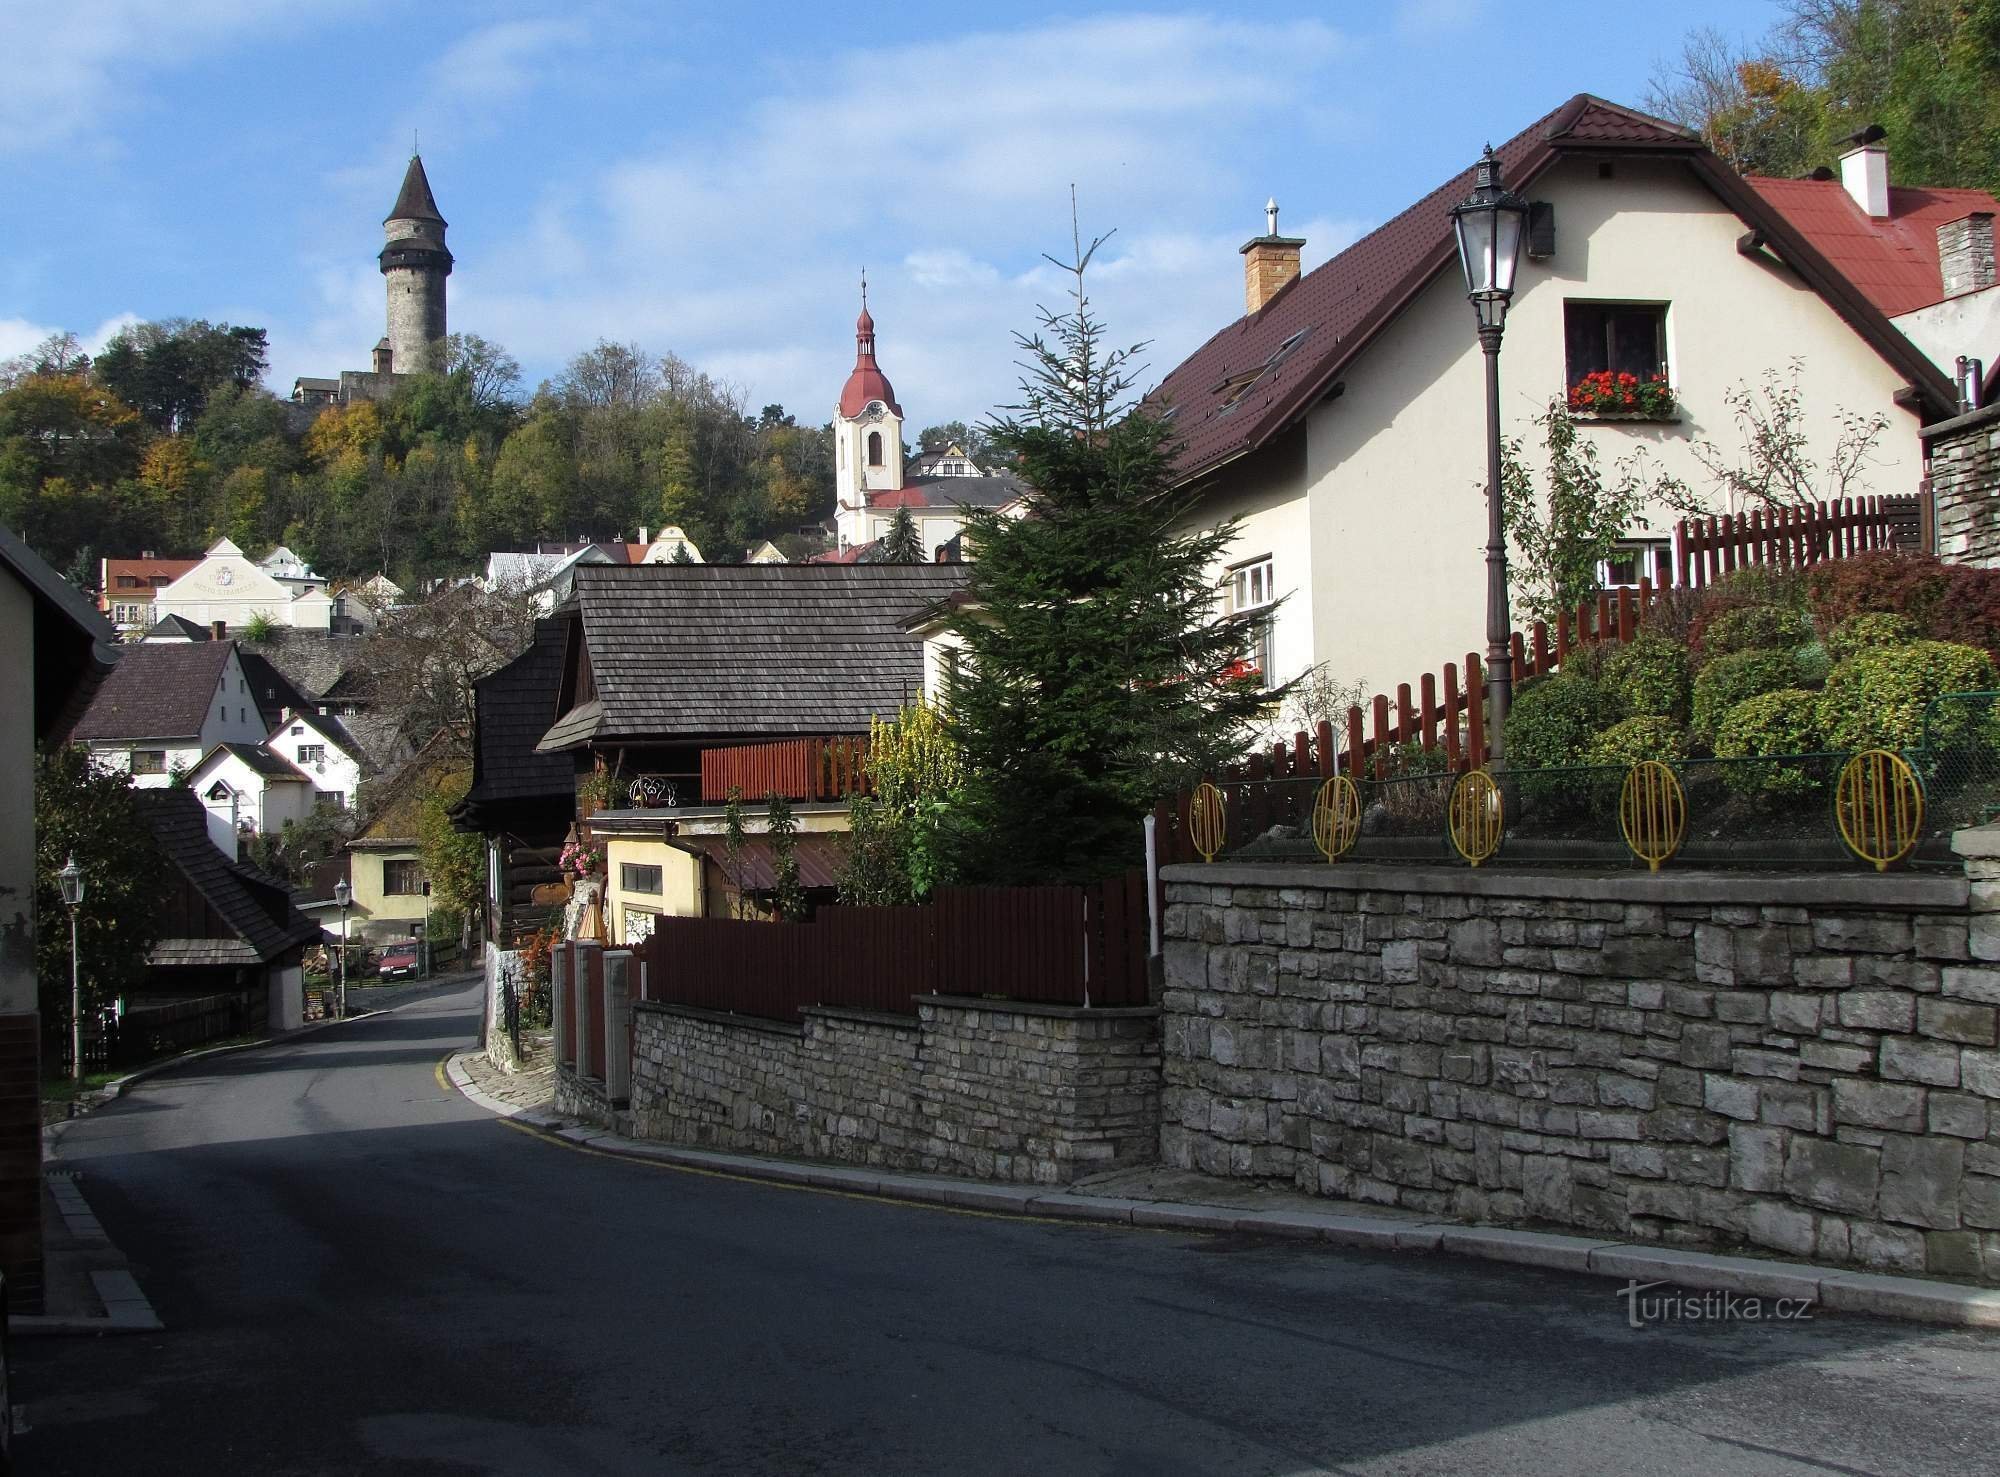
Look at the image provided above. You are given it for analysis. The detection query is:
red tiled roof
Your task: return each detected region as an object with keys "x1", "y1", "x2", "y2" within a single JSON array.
[
  {"x1": 102, "y1": 556, "x2": 198, "y2": 596},
  {"x1": 1745, "y1": 176, "x2": 2000, "y2": 317},
  {"x1": 1149, "y1": 94, "x2": 1959, "y2": 485}
]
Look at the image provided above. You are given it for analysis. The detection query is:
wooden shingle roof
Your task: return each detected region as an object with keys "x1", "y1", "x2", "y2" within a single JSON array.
[
  {"x1": 136, "y1": 789, "x2": 322, "y2": 962},
  {"x1": 538, "y1": 564, "x2": 969, "y2": 749},
  {"x1": 463, "y1": 619, "x2": 574, "y2": 808}
]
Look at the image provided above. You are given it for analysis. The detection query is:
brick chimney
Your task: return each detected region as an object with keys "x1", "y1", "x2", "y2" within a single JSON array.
[
  {"x1": 1240, "y1": 197, "x2": 1306, "y2": 315},
  {"x1": 1939, "y1": 213, "x2": 1997, "y2": 299},
  {"x1": 1838, "y1": 125, "x2": 1889, "y2": 219}
]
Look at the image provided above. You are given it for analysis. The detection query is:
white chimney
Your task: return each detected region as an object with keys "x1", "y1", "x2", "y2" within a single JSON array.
[
  {"x1": 639, "y1": 526, "x2": 650, "y2": 546},
  {"x1": 1839, "y1": 126, "x2": 1889, "y2": 219}
]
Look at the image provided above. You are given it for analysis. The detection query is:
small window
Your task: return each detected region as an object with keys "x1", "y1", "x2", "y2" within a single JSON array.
[
  {"x1": 620, "y1": 863, "x2": 663, "y2": 895},
  {"x1": 1565, "y1": 301, "x2": 1667, "y2": 385},
  {"x1": 298, "y1": 745, "x2": 325, "y2": 764},
  {"x1": 1226, "y1": 556, "x2": 1276, "y2": 614},
  {"x1": 131, "y1": 750, "x2": 166, "y2": 775},
  {"x1": 205, "y1": 781, "x2": 231, "y2": 801},
  {"x1": 382, "y1": 859, "x2": 423, "y2": 895},
  {"x1": 867, "y1": 431, "x2": 883, "y2": 467},
  {"x1": 318, "y1": 791, "x2": 346, "y2": 812},
  {"x1": 1599, "y1": 539, "x2": 1672, "y2": 590},
  {"x1": 291, "y1": 726, "x2": 304, "y2": 736}
]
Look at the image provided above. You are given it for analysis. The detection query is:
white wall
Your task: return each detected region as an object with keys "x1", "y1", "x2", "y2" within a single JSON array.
[
  {"x1": 1893, "y1": 285, "x2": 2000, "y2": 382},
  {"x1": 1293, "y1": 155, "x2": 1925, "y2": 689},
  {"x1": 1193, "y1": 431, "x2": 1315, "y2": 693},
  {"x1": 268, "y1": 716, "x2": 362, "y2": 808}
]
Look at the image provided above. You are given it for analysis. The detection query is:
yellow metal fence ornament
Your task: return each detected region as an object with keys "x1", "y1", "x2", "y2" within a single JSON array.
[
  {"x1": 1619, "y1": 760, "x2": 1687, "y2": 872},
  {"x1": 1188, "y1": 780, "x2": 1228, "y2": 862},
  {"x1": 1448, "y1": 768, "x2": 1504, "y2": 867},
  {"x1": 1312, "y1": 775, "x2": 1362, "y2": 862},
  {"x1": 1835, "y1": 749, "x2": 1924, "y2": 871}
]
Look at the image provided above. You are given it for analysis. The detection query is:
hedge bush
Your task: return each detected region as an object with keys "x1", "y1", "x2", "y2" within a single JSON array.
[
  {"x1": 1793, "y1": 640, "x2": 1831, "y2": 687},
  {"x1": 1697, "y1": 604, "x2": 1809, "y2": 660},
  {"x1": 1713, "y1": 689, "x2": 1826, "y2": 796},
  {"x1": 1598, "y1": 632, "x2": 1690, "y2": 722},
  {"x1": 1503, "y1": 674, "x2": 1618, "y2": 770},
  {"x1": 1817, "y1": 640, "x2": 1997, "y2": 751},
  {"x1": 1690, "y1": 648, "x2": 1801, "y2": 744},
  {"x1": 1584, "y1": 714, "x2": 1687, "y2": 768},
  {"x1": 1806, "y1": 553, "x2": 2000, "y2": 661},
  {"x1": 1824, "y1": 611, "x2": 1917, "y2": 664}
]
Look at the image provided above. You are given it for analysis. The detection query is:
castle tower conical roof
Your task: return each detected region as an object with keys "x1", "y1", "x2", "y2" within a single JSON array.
[{"x1": 386, "y1": 155, "x2": 446, "y2": 227}]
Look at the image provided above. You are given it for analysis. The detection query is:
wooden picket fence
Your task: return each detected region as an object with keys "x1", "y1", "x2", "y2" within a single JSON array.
[{"x1": 1674, "y1": 495, "x2": 1917, "y2": 588}]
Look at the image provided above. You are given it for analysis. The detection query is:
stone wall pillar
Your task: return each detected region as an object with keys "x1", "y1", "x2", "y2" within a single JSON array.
[
  {"x1": 552, "y1": 944, "x2": 571, "y2": 1068},
  {"x1": 573, "y1": 939, "x2": 602, "y2": 1082},
  {"x1": 267, "y1": 961, "x2": 303, "y2": 1033},
  {"x1": 1924, "y1": 403, "x2": 2000, "y2": 566},
  {"x1": 604, "y1": 949, "x2": 635, "y2": 1102}
]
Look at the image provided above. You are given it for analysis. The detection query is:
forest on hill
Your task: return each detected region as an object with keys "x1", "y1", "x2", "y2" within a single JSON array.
[{"x1": 0, "y1": 322, "x2": 976, "y2": 587}]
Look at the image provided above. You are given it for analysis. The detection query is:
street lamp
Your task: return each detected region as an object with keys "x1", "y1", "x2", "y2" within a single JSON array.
[
  {"x1": 1450, "y1": 143, "x2": 1531, "y2": 763},
  {"x1": 332, "y1": 879, "x2": 352, "y2": 1019},
  {"x1": 57, "y1": 855, "x2": 84, "y2": 1083}
]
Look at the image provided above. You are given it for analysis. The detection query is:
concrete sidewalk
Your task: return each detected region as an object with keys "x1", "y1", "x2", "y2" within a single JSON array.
[{"x1": 447, "y1": 1048, "x2": 2000, "y2": 1332}]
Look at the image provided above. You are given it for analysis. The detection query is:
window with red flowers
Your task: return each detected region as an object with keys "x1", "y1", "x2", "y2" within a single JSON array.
[{"x1": 1564, "y1": 301, "x2": 1672, "y2": 416}]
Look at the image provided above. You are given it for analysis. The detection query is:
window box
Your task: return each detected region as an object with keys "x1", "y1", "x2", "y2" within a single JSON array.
[
  {"x1": 1564, "y1": 301, "x2": 1673, "y2": 419},
  {"x1": 1567, "y1": 371, "x2": 1677, "y2": 421}
]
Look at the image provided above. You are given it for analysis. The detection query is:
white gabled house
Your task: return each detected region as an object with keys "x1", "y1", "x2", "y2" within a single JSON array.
[
  {"x1": 266, "y1": 707, "x2": 367, "y2": 813},
  {"x1": 67, "y1": 641, "x2": 269, "y2": 785},
  {"x1": 152, "y1": 538, "x2": 336, "y2": 634},
  {"x1": 186, "y1": 743, "x2": 317, "y2": 855},
  {"x1": 1150, "y1": 95, "x2": 1960, "y2": 695}
]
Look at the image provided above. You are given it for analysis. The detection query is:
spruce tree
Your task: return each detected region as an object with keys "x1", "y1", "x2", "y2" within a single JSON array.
[
  {"x1": 945, "y1": 207, "x2": 1277, "y2": 883},
  {"x1": 880, "y1": 504, "x2": 925, "y2": 563}
]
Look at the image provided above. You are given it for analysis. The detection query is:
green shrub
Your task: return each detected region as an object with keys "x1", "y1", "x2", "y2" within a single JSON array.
[
  {"x1": 1818, "y1": 640, "x2": 1998, "y2": 751},
  {"x1": 1709, "y1": 566, "x2": 1807, "y2": 611},
  {"x1": 1698, "y1": 604, "x2": 1808, "y2": 661},
  {"x1": 1713, "y1": 689, "x2": 1826, "y2": 795},
  {"x1": 1792, "y1": 640, "x2": 1831, "y2": 687},
  {"x1": 1690, "y1": 649, "x2": 1801, "y2": 744},
  {"x1": 1598, "y1": 633, "x2": 1690, "y2": 722},
  {"x1": 1824, "y1": 611, "x2": 1918, "y2": 664},
  {"x1": 1503, "y1": 674, "x2": 1618, "y2": 770},
  {"x1": 1584, "y1": 715, "x2": 1687, "y2": 768}
]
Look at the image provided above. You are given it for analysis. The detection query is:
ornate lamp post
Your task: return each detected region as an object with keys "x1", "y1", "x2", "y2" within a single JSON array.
[
  {"x1": 1450, "y1": 144, "x2": 1531, "y2": 763},
  {"x1": 332, "y1": 879, "x2": 352, "y2": 1019},
  {"x1": 57, "y1": 855, "x2": 85, "y2": 1082}
]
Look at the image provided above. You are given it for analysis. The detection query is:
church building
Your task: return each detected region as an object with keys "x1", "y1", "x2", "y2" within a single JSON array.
[
  {"x1": 291, "y1": 155, "x2": 454, "y2": 409},
  {"x1": 828, "y1": 293, "x2": 1023, "y2": 560}
]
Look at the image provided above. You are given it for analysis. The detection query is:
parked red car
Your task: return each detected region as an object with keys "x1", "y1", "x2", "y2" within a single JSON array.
[{"x1": 376, "y1": 942, "x2": 421, "y2": 980}]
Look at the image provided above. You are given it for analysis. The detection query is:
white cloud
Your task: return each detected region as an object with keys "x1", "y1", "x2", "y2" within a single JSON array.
[
  {"x1": 0, "y1": 0, "x2": 282, "y2": 154},
  {"x1": 0, "y1": 313, "x2": 144, "y2": 361},
  {"x1": 270, "y1": 12, "x2": 1369, "y2": 427},
  {"x1": 430, "y1": 18, "x2": 589, "y2": 107}
]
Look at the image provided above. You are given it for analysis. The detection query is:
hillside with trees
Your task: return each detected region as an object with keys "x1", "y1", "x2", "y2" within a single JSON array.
[
  {"x1": 1647, "y1": 0, "x2": 2000, "y2": 189},
  {"x1": 0, "y1": 324, "x2": 866, "y2": 585}
]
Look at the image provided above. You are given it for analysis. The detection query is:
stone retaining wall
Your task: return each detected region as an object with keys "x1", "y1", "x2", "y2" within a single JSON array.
[
  {"x1": 1926, "y1": 402, "x2": 2000, "y2": 568},
  {"x1": 630, "y1": 996, "x2": 1160, "y2": 1185},
  {"x1": 1161, "y1": 842, "x2": 2000, "y2": 1282}
]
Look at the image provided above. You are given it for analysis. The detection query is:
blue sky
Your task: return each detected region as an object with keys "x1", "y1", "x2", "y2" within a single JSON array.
[{"x1": 0, "y1": 1, "x2": 1787, "y2": 430}]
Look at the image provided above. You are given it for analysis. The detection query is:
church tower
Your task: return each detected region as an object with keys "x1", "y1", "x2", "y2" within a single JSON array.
[
  {"x1": 833, "y1": 285, "x2": 904, "y2": 547},
  {"x1": 379, "y1": 155, "x2": 452, "y2": 375}
]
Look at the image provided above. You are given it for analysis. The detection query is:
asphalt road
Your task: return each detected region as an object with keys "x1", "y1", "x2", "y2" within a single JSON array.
[{"x1": 16, "y1": 977, "x2": 2000, "y2": 1476}]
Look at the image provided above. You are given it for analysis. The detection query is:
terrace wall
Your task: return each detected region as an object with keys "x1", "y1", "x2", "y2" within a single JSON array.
[
  {"x1": 1161, "y1": 834, "x2": 2000, "y2": 1282},
  {"x1": 629, "y1": 995, "x2": 1161, "y2": 1185},
  {"x1": 1927, "y1": 402, "x2": 2000, "y2": 568}
]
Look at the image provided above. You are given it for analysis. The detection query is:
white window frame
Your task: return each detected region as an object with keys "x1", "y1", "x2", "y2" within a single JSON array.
[
  {"x1": 1597, "y1": 538, "x2": 1672, "y2": 590},
  {"x1": 1224, "y1": 555, "x2": 1277, "y2": 690}
]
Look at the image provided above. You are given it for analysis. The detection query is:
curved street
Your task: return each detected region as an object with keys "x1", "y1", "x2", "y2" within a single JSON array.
[{"x1": 16, "y1": 977, "x2": 2000, "y2": 1475}]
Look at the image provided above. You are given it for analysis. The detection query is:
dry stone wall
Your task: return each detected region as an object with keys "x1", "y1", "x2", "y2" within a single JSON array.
[
  {"x1": 630, "y1": 996, "x2": 1160, "y2": 1186},
  {"x1": 1928, "y1": 402, "x2": 2000, "y2": 568},
  {"x1": 1162, "y1": 843, "x2": 2000, "y2": 1282}
]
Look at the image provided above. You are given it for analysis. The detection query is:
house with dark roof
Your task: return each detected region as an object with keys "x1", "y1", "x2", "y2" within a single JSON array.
[
  {"x1": 184, "y1": 742, "x2": 319, "y2": 854},
  {"x1": 133, "y1": 789, "x2": 321, "y2": 1034},
  {"x1": 1, "y1": 522, "x2": 116, "y2": 1311},
  {"x1": 1148, "y1": 94, "x2": 1958, "y2": 693},
  {"x1": 67, "y1": 640, "x2": 270, "y2": 785},
  {"x1": 529, "y1": 563, "x2": 967, "y2": 941},
  {"x1": 1744, "y1": 127, "x2": 1999, "y2": 405},
  {"x1": 451, "y1": 619, "x2": 574, "y2": 945}
]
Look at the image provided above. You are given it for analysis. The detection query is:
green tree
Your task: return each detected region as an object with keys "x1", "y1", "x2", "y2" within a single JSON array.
[
  {"x1": 880, "y1": 504, "x2": 924, "y2": 563},
  {"x1": 93, "y1": 319, "x2": 269, "y2": 433},
  {"x1": 839, "y1": 702, "x2": 963, "y2": 905},
  {"x1": 1501, "y1": 400, "x2": 1700, "y2": 625},
  {"x1": 945, "y1": 209, "x2": 1276, "y2": 883},
  {"x1": 35, "y1": 747, "x2": 168, "y2": 1068},
  {"x1": 765, "y1": 793, "x2": 806, "y2": 922},
  {"x1": 418, "y1": 771, "x2": 486, "y2": 949}
]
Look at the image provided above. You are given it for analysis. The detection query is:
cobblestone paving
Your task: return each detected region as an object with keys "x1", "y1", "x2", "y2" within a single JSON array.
[{"x1": 458, "y1": 1030, "x2": 554, "y2": 1112}]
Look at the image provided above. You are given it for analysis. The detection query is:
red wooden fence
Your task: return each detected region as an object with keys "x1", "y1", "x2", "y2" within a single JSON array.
[
  {"x1": 700, "y1": 736, "x2": 872, "y2": 803},
  {"x1": 1674, "y1": 494, "x2": 1918, "y2": 588},
  {"x1": 635, "y1": 872, "x2": 1151, "y2": 1022}
]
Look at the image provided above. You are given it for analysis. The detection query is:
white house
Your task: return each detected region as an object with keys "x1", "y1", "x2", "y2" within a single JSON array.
[
  {"x1": 1149, "y1": 95, "x2": 1959, "y2": 696},
  {"x1": 153, "y1": 538, "x2": 335, "y2": 634},
  {"x1": 186, "y1": 743, "x2": 317, "y2": 855},
  {"x1": 266, "y1": 707, "x2": 367, "y2": 813},
  {"x1": 67, "y1": 641, "x2": 270, "y2": 785}
]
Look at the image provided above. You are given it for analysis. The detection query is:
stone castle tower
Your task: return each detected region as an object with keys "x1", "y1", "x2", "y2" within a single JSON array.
[{"x1": 378, "y1": 155, "x2": 452, "y2": 375}]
